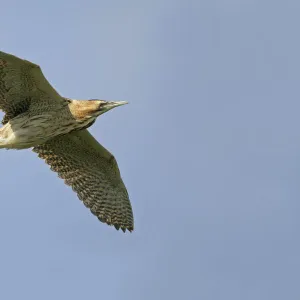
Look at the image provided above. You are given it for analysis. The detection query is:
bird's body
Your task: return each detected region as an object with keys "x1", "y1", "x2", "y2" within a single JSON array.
[
  {"x1": 0, "y1": 99, "x2": 101, "y2": 149},
  {"x1": 0, "y1": 50, "x2": 134, "y2": 232},
  {"x1": 0, "y1": 106, "x2": 68, "y2": 148}
]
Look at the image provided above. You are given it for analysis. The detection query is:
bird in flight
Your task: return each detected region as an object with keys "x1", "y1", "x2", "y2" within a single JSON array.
[{"x1": 0, "y1": 50, "x2": 134, "y2": 232}]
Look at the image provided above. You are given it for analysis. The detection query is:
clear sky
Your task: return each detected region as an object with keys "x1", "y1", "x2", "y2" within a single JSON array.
[{"x1": 1, "y1": 0, "x2": 300, "y2": 299}]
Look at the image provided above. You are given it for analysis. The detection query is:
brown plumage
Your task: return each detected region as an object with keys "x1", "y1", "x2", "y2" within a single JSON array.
[{"x1": 0, "y1": 50, "x2": 134, "y2": 232}]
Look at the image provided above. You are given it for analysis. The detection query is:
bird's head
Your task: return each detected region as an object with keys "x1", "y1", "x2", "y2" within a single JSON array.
[{"x1": 66, "y1": 98, "x2": 128, "y2": 122}]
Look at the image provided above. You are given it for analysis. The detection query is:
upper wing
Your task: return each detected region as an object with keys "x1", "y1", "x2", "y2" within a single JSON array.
[
  {"x1": 0, "y1": 50, "x2": 65, "y2": 124},
  {"x1": 33, "y1": 129, "x2": 134, "y2": 232}
]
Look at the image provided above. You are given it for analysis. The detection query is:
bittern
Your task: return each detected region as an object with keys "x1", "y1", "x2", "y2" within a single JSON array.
[{"x1": 0, "y1": 50, "x2": 133, "y2": 232}]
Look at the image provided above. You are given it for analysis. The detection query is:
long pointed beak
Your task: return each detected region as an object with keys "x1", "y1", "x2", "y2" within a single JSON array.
[
  {"x1": 100, "y1": 101, "x2": 128, "y2": 113},
  {"x1": 107, "y1": 101, "x2": 128, "y2": 108}
]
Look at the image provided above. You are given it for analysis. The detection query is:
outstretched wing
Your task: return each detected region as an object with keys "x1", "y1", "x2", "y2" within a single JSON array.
[
  {"x1": 0, "y1": 50, "x2": 65, "y2": 124},
  {"x1": 33, "y1": 129, "x2": 134, "y2": 232}
]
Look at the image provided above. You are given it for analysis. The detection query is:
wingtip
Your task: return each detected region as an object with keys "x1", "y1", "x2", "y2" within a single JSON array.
[
  {"x1": 115, "y1": 224, "x2": 134, "y2": 233},
  {"x1": 97, "y1": 215, "x2": 134, "y2": 233}
]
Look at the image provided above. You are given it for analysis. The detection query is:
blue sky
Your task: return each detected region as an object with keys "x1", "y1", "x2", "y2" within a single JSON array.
[{"x1": 1, "y1": 0, "x2": 300, "y2": 299}]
